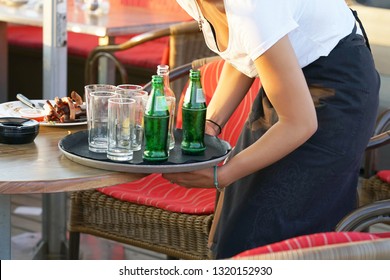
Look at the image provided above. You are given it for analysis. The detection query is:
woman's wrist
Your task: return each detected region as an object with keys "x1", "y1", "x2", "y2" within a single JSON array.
[
  {"x1": 212, "y1": 164, "x2": 232, "y2": 191},
  {"x1": 206, "y1": 119, "x2": 222, "y2": 135},
  {"x1": 213, "y1": 166, "x2": 224, "y2": 192}
]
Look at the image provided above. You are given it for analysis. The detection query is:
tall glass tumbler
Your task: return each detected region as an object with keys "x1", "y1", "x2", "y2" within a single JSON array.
[
  {"x1": 107, "y1": 98, "x2": 136, "y2": 161},
  {"x1": 117, "y1": 85, "x2": 147, "y2": 151},
  {"x1": 85, "y1": 84, "x2": 117, "y2": 136},
  {"x1": 88, "y1": 90, "x2": 117, "y2": 153}
]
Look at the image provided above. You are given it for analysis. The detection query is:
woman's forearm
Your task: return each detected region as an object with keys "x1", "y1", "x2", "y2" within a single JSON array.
[
  {"x1": 206, "y1": 62, "x2": 255, "y2": 128},
  {"x1": 219, "y1": 35, "x2": 318, "y2": 188}
]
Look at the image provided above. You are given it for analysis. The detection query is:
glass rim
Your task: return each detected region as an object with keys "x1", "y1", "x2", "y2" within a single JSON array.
[
  {"x1": 130, "y1": 90, "x2": 148, "y2": 96},
  {"x1": 108, "y1": 97, "x2": 136, "y2": 104},
  {"x1": 90, "y1": 91, "x2": 118, "y2": 97},
  {"x1": 116, "y1": 84, "x2": 143, "y2": 91},
  {"x1": 84, "y1": 84, "x2": 117, "y2": 90}
]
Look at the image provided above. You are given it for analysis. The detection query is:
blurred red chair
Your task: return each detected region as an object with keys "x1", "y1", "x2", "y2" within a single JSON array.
[
  {"x1": 231, "y1": 231, "x2": 390, "y2": 259},
  {"x1": 68, "y1": 57, "x2": 261, "y2": 259}
]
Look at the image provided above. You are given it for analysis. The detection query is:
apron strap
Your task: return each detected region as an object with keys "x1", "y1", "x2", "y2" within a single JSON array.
[{"x1": 350, "y1": 9, "x2": 372, "y2": 52}]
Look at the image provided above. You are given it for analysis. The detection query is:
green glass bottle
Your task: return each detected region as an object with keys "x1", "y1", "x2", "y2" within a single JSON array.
[
  {"x1": 157, "y1": 65, "x2": 176, "y2": 150},
  {"x1": 143, "y1": 75, "x2": 170, "y2": 162},
  {"x1": 181, "y1": 69, "x2": 207, "y2": 155}
]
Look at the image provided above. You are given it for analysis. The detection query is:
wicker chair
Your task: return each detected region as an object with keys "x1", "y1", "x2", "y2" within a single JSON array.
[
  {"x1": 335, "y1": 108, "x2": 390, "y2": 231},
  {"x1": 68, "y1": 57, "x2": 261, "y2": 260},
  {"x1": 359, "y1": 109, "x2": 390, "y2": 204},
  {"x1": 84, "y1": 20, "x2": 215, "y2": 97}
]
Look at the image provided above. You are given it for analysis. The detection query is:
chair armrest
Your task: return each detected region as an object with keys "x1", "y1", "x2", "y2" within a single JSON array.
[
  {"x1": 364, "y1": 108, "x2": 390, "y2": 177},
  {"x1": 336, "y1": 199, "x2": 390, "y2": 231},
  {"x1": 366, "y1": 130, "x2": 390, "y2": 150},
  {"x1": 374, "y1": 109, "x2": 390, "y2": 135},
  {"x1": 142, "y1": 56, "x2": 221, "y2": 92}
]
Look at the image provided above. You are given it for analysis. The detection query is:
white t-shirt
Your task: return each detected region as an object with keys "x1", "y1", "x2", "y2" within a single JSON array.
[{"x1": 176, "y1": 0, "x2": 358, "y2": 78}]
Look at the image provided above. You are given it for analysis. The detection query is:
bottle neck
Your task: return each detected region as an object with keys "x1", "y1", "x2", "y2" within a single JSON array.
[
  {"x1": 147, "y1": 84, "x2": 168, "y2": 116},
  {"x1": 184, "y1": 79, "x2": 205, "y2": 107},
  {"x1": 158, "y1": 69, "x2": 175, "y2": 98},
  {"x1": 151, "y1": 82, "x2": 164, "y2": 96},
  {"x1": 157, "y1": 65, "x2": 170, "y2": 86},
  {"x1": 162, "y1": 73, "x2": 170, "y2": 88}
]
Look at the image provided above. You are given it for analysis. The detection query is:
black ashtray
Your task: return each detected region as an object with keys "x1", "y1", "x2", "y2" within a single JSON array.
[{"x1": 0, "y1": 117, "x2": 40, "y2": 144}]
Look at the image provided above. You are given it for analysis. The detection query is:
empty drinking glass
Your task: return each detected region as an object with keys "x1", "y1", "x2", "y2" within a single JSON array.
[
  {"x1": 107, "y1": 97, "x2": 136, "y2": 161},
  {"x1": 88, "y1": 90, "x2": 117, "y2": 153},
  {"x1": 116, "y1": 85, "x2": 147, "y2": 151}
]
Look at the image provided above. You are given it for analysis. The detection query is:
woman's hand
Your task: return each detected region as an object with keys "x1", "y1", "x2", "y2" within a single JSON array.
[{"x1": 163, "y1": 168, "x2": 215, "y2": 189}]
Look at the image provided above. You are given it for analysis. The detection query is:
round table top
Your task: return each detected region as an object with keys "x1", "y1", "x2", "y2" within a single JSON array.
[{"x1": 0, "y1": 125, "x2": 144, "y2": 194}]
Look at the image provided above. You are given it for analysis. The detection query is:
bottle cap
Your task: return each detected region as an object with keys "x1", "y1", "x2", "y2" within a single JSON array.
[
  {"x1": 157, "y1": 65, "x2": 169, "y2": 75},
  {"x1": 152, "y1": 75, "x2": 164, "y2": 84},
  {"x1": 189, "y1": 69, "x2": 201, "y2": 79}
]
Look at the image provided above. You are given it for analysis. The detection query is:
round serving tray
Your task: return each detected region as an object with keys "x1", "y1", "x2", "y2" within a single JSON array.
[{"x1": 59, "y1": 130, "x2": 231, "y2": 173}]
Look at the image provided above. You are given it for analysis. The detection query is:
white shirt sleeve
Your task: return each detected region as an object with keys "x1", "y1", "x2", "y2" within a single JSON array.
[{"x1": 227, "y1": 0, "x2": 298, "y2": 61}]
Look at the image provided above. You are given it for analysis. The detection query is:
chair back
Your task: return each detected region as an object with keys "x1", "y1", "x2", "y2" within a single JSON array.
[
  {"x1": 176, "y1": 59, "x2": 261, "y2": 146},
  {"x1": 167, "y1": 22, "x2": 216, "y2": 95},
  {"x1": 85, "y1": 21, "x2": 214, "y2": 92}
]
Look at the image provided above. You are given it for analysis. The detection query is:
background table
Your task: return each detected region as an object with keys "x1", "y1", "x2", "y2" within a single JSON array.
[
  {"x1": 0, "y1": 124, "x2": 144, "y2": 259},
  {"x1": 0, "y1": 1, "x2": 191, "y2": 103}
]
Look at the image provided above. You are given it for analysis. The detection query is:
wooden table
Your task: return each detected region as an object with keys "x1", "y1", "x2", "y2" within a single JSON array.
[
  {"x1": 0, "y1": 1, "x2": 191, "y2": 102},
  {"x1": 0, "y1": 124, "x2": 144, "y2": 259}
]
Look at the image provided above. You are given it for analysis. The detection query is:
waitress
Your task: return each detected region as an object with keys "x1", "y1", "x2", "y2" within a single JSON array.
[{"x1": 164, "y1": 0, "x2": 380, "y2": 259}]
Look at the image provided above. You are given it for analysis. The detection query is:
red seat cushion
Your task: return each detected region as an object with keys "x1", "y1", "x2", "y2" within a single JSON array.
[
  {"x1": 7, "y1": 25, "x2": 167, "y2": 69},
  {"x1": 98, "y1": 59, "x2": 261, "y2": 214},
  {"x1": 232, "y1": 232, "x2": 390, "y2": 258},
  {"x1": 7, "y1": 25, "x2": 98, "y2": 57},
  {"x1": 98, "y1": 173, "x2": 216, "y2": 214},
  {"x1": 377, "y1": 170, "x2": 390, "y2": 184}
]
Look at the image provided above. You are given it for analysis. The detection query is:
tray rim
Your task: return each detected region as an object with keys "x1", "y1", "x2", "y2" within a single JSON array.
[{"x1": 58, "y1": 131, "x2": 231, "y2": 174}]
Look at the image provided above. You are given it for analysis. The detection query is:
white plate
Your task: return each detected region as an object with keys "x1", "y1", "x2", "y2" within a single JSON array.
[{"x1": 0, "y1": 100, "x2": 87, "y2": 127}]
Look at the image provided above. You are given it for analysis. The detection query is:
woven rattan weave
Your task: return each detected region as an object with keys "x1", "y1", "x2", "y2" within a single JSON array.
[
  {"x1": 362, "y1": 175, "x2": 390, "y2": 202},
  {"x1": 69, "y1": 189, "x2": 213, "y2": 259}
]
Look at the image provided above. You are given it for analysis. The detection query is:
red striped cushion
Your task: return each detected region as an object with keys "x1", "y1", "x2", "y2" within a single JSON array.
[
  {"x1": 377, "y1": 170, "x2": 390, "y2": 183},
  {"x1": 232, "y1": 232, "x2": 385, "y2": 258},
  {"x1": 98, "y1": 59, "x2": 261, "y2": 214},
  {"x1": 98, "y1": 173, "x2": 216, "y2": 214}
]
